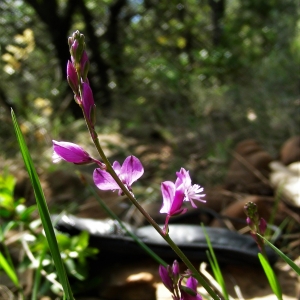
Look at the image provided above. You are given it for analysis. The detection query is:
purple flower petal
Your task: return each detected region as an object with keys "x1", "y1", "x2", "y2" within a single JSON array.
[
  {"x1": 172, "y1": 260, "x2": 180, "y2": 278},
  {"x1": 186, "y1": 277, "x2": 198, "y2": 291},
  {"x1": 93, "y1": 155, "x2": 144, "y2": 195},
  {"x1": 70, "y1": 40, "x2": 79, "y2": 61},
  {"x1": 160, "y1": 181, "x2": 187, "y2": 233},
  {"x1": 82, "y1": 82, "x2": 95, "y2": 121},
  {"x1": 52, "y1": 140, "x2": 92, "y2": 164},
  {"x1": 159, "y1": 265, "x2": 173, "y2": 293},
  {"x1": 67, "y1": 61, "x2": 79, "y2": 93},
  {"x1": 80, "y1": 51, "x2": 89, "y2": 79},
  {"x1": 160, "y1": 181, "x2": 185, "y2": 216},
  {"x1": 93, "y1": 168, "x2": 120, "y2": 191},
  {"x1": 259, "y1": 218, "x2": 267, "y2": 235},
  {"x1": 180, "y1": 277, "x2": 202, "y2": 300},
  {"x1": 120, "y1": 155, "x2": 144, "y2": 187},
  {"x1": 112, "y1": 161, "x2": 121, "y2": 175},
  {"x1": 176, "y1": 168, "x2": 205, "y2": 207},
  {"x1": 160, "y1": 181, "x2": 175, "y2": 214},
  {"x1": 176, "y1": 168, "x2": 191, "y2": 187}
]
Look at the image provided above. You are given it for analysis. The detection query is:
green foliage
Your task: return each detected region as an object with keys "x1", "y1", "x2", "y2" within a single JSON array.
[
  {"x1": 0, "y1": 134, "x2": 99, "y2": 298},
  {"x1": 258, "y1": 253, "x2": 282, "y2": 300},
  {"x1": 0, "y1": 172, "x2": 24, "y2": 218},
  {"x1": 1, "y1": 0, "x2": 299, "y2": 186},
  {"x1": 57, "y1": 231, "x2": 99, "y2": 281},
  {"x1": 0, "y1": 172, "x2": 36, "y2": 232}
]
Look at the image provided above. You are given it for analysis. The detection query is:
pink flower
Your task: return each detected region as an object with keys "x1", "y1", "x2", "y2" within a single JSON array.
[
  {"x1": 160, "y1": 181, "x2": 187, "y2": 233},
  {"x1": 180, "y1": 277, "x2": 202, "y2": 300},
  {"x1": 176, "y1": 168, "x2": 206, "y2": 208},
  {"x1": 52, "y1": 140, "x2": 93, "y2": 164},
  {"x1": 93, "y1": 155, "x2": 144, "y2": 195}
]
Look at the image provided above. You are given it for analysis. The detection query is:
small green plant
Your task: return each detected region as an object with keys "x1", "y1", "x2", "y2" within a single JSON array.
[{"x1": 0, "y1": 170, "x2": 98, "y2": 298}]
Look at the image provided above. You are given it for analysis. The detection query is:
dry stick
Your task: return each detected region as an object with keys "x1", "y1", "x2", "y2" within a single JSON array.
[{"x1": 231, "y1": 150, "x2": 271, "y2": 187}]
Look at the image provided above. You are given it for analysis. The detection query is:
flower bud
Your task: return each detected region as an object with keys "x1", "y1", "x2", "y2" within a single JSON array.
[
  {"x1": 68, "y1": 36, "x2": 74, "y2": 49},
  {"x1": 82, "y1": 81, "x2": 96, "y2": 124},
  {"x1": 70, "y1": 40, "x2": 79, "y2": 61},
  {"x1": 244, "y1": 201, "x2": 259, "y2": 225},
  {"x1": 259, "y1": 218, "x2": 267, "y2": 235},
  {"x1": 67, "y1": 61, "x2": 79, "y2": 94},
  {"x1": 69, "y1": 31, "x2": 86, "y2": 66},
  {"x1": 80, "y1": 51, "x2": 89, "y2": 80},
  {"x1": 159, "y1": 265, "x2": 173, "y2": 293},
  {"x1": 172, "y1": 260, "x2": 179, "y2": 275},
  {"x1": 52, "y1": 140, "x2": 93, "y2": 164}
]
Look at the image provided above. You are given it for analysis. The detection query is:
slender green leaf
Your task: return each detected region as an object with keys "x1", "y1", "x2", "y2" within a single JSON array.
[
  {"x1": 11, "y1": 109, "x2": 74, "y2": 300},
  {"x1": 202, "y1": 224, "x2": 229, "y2": 300},
  {"x1": 0, "y1": 225, "x2": 18, "y2": 286},
  {"x1": 0, "y1": 252, "x2": 20, "y2": 288},
  {"x1": 258, "y1": 253, "x2": 282, "y2": 299},
  {"x1": 258, "y1": 234, "x2": 300, "y2": 275}
]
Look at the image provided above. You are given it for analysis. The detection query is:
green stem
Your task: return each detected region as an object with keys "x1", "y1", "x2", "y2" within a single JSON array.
[{"x1": 83, "y1": 113, "x2": 220, "y2": 299}]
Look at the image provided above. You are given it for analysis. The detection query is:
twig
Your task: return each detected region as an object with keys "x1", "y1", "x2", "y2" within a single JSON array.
[{"x1": 231, "y1": 150, "x2": 271, "y2": 187}]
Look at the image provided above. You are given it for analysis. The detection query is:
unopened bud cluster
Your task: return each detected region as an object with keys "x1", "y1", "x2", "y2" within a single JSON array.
[
  {"x1": 67, "y1": 31, "x2": 95, "y2": 127},
  {"x1": 244, "y1": 201, "x2": 267, "y2": 251},
  {"x1": 159, "y1": 260, "x2": 202, "y2": 300}
]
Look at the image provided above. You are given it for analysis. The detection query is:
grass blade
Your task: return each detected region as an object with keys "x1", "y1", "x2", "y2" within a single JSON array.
[
  {"x1": 0, "y1": 252, "x2": 20, "y2": 288},
  {"x1": 11, "y1": 109, "x2": 74, "y2": 300},
  {"x1": 202, "y1": 224, "x2": 229, "y2": 300},
  {"x1": 258, "y1": 253, "x2": 282, "y2": 299},
  {"x1": 258, "y1": 233, "x2": 300, "y2": 275}
]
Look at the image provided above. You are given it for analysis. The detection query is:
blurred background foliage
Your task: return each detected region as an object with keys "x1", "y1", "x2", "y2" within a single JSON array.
[{"x1": 0, "y1": 0, "x2": 299, "y2": 184}]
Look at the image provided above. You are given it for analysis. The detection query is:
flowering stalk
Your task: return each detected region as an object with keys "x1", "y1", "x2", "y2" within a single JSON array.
[
  {"x1": 59, "y1": 31, "x2": 220, "y2": 300},
  {"x1": 244, "y1": 201, "x2": 268, "y2": 259}
]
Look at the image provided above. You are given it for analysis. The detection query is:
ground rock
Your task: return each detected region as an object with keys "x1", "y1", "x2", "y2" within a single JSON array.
[{"x1": 280, "y1": 136, "x2": 300, "y2": 165}]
